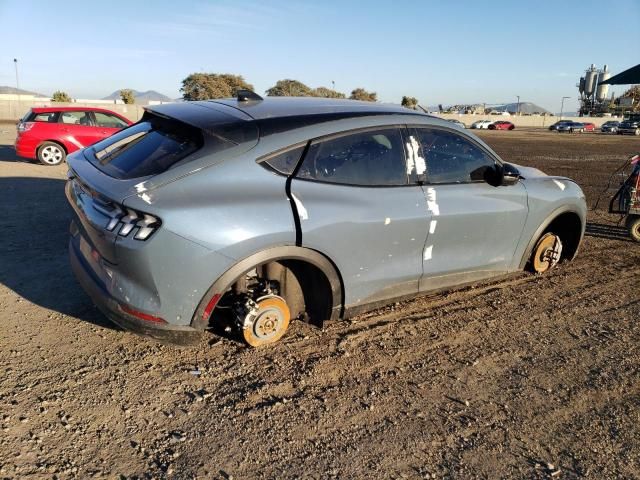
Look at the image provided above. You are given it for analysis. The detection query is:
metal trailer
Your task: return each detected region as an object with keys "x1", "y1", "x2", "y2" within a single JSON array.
[{"x1": 609, "y1": 154, "x2": 640, "y2": 242}]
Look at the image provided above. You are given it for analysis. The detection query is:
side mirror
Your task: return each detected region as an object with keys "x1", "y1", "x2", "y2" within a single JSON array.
[{"x1": 500, "y1": 163, "x2": 521, "y2": 186}]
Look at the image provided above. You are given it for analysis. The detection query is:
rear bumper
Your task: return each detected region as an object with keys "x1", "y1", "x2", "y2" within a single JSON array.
[
  {"x1": 69, "y1": 237, "x2": 202, "y2": 345},
  {"x1": 14, "y1": 136, "x2": 37, "y2": 159}
]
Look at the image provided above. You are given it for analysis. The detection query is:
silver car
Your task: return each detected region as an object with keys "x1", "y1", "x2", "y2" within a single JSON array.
[{"x1": 66, "y1": 93, "x2": 586, "y2": 347}]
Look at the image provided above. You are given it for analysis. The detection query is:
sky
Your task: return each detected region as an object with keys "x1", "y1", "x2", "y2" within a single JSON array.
[{"x1": 1, "y1": 0, "x2": 638, "y2": 112}]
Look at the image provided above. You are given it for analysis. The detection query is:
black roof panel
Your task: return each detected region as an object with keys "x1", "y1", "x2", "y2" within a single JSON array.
[{"x1": 208, "y1": 96, "x2": 426, "y2": 120}]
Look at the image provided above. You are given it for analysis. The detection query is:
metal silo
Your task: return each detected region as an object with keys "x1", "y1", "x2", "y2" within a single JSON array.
[
  {"x1": 584, "y1": 64, "x2": 598, "y2": 97},
  {"x1": 579, "y1": 77, "x2": 585, "y2": 96},
  {"x1": 596, "y1": 65, "x2": 611, "y2": 102}
]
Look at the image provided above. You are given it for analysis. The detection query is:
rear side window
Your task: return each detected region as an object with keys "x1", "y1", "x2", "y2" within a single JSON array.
[
  {"x1": 414, "y1": 128, "x2": 496, "y2": 184},
  {"x1": 29, "y1": 112, "x2": 59, "y2": 123},
  {"x1": 261, "y1": 145, "x2": 305, "y2": 175},
  {"x1": 60, "y1": 111, "x2": 93, "y2": 125},
  {"x1": 87, "y1": 114, "x2": 204, "y2": 179},
  {"x1": 296, "y1": 128, "x2": 408, "y2": 186}
]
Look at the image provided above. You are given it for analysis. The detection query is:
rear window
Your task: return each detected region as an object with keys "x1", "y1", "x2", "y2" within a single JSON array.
[{"x1": 86, "y1": 113, "x2": 205, "y2": 179}]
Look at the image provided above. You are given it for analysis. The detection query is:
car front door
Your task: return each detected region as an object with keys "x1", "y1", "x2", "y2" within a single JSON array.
[
  {"x1": 289, "y1": 126, "x2": 430, "y2": 310},
  {"x1": 410, "y1": 126, "x2": 529, "y2": 291},
  {"x1": 59, "y1": 111, "x2": 100, "y2": 151}
]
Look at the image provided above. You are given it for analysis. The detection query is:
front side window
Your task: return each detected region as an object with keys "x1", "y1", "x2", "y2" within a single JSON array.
[
  {"x1": 414, "y1": 128, "x2": 496, "y2": 184},
  {"x1": 93, "y1": 112, "x2": 129, "y2": 129},
  {"x1": 297, "y1": 128, "x2": 407, "y2": 186},
  {"x1": 60, "y1": 111, "x2": 93, "y2": 126}
]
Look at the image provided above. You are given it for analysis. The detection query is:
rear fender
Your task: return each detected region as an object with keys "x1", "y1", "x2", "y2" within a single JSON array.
[{"x1": 191, "y1": 246, "x2": 343, "y2": 331}]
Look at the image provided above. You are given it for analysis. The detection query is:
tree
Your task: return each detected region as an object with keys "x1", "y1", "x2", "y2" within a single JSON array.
[
  {"x1": 266, "y1": 79, "x2": 313, "y2": 97},
  {"x1": 349, "y1": 88, "x2": 377, "y2": 102},
  {"x1": 401, "y1": 96, "x2": 418, "y2": 110},
  {"x1": 120, "y1": 89, "x2": 135, "y2": 104},
  {"x1": 51, "y1": 90, "x2": 71, "y2": 102},
  {"x1": 312, "y1": 87, "x2": 346, "y2": 99},
  {"x1": 180, "y1": 73, "x2": 253, "y2": 101}
]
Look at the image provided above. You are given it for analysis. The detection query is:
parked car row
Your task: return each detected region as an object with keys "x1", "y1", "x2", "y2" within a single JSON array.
[
  {"x1": 549, "y1": 120, "x2": 640, "y2": 135},
  {"x1": 548, "y1": 121, "x2": 595, "y2": 133},
  {"x1": 468, "y1": 120, "x2": 515, "y2": 130}
]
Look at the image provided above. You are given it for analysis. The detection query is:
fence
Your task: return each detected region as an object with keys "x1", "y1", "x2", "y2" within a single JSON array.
[{"x1": 0, "y1": 99, "x2": 622, "y2": 128}]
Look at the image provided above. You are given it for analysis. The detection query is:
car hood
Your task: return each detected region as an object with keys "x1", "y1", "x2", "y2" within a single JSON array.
[
  {"x1": 511, "y1": 163, "x2": 577, "y2": 185},
  {"x1": 511, "y1": 164, "x2": 547, "y2": 179}
]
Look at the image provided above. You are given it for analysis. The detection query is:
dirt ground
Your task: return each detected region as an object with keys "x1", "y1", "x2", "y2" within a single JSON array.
[{"x1": 1, "y1": 126, "x2": 639, "y2": 479}]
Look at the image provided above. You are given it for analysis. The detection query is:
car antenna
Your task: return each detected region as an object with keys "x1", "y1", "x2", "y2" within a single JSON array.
[{"x1": 237, "y1": 89, "x2": 263, "y2": 102}]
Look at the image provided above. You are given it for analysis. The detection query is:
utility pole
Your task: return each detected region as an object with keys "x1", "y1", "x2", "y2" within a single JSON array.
[
  {"x1": 516, "y1": 95, "x2": 520, "y2": 116},
  {"x1": 560, "y1": 96, "x2": 570, "y2": 121}
]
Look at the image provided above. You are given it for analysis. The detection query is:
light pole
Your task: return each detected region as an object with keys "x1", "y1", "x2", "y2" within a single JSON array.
[
  {"x1": 516, "y1": 95, "x2": 520, "y2": 116},
  {"x1": 13, "y1": 58, "x2": 20, "y2": 90},
  {"x1": 560, "y1": 96, "x2": 570, "y2": 121},
  {"x1": 331, "y1": 80, "x2": 335, "y2": 91}
]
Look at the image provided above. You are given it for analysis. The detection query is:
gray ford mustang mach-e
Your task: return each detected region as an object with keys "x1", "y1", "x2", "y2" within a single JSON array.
[{"x1": 66, "y1": 92, "x2": 586, "y2": 347}]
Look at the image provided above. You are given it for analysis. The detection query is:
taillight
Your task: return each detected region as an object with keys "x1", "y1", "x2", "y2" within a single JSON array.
[
  {"x1": 119, "y1": 304, "x2": 166, "y2": 324},
  {"x1": 94, "y1": 201, "x2": 161, "y2": 240},
  {"x1": 17, "y1": 122, "x2": 34, "y2": 133},
  {"x1": 106, "y1": 206, "x2": 161, "y2": 240}
]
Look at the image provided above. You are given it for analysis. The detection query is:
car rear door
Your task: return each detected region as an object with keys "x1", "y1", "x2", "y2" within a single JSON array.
[
  {"x1": 91, "y1": 111, "x2": 131, "y2": 142},
  {"x1": 289, "y1": 126, "x2": 430, "y2": 309},
  {"x1": 59, "y1": 110, "x2": 101, "y2": 150},
  {"x1": 411, "y1": 126, "x2": 529, "y2": 291}
]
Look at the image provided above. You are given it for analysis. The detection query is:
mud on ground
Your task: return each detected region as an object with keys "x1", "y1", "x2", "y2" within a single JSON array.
[{"x1": 1, "y1": 128, "x2": 639, "y2": 479}]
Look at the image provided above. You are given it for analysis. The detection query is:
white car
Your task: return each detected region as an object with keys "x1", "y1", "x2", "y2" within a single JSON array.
[{"x1": 470, "y1": 120, "x2": 493, "y2": 129}]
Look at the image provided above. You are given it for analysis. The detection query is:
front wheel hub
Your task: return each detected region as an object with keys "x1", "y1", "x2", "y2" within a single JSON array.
[{"x1": 532, "y1": 233, "x2": 563, "y2": 273}]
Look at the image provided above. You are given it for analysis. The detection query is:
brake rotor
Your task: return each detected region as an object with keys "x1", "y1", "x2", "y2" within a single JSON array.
[
  {"x1": 242, "y1": 296, "x2": 291, "y2": 347},
  {"x1": 532, "y1": 233, "x2": 563, "y2": 273}
]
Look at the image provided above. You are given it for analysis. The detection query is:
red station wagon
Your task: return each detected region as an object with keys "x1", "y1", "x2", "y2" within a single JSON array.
[
  {"x1": 488, "y1": 120, "x2": 515, "y2": 131},
  {"x1": 15, "y1": 107, "x2": 132, "y2": 165}
]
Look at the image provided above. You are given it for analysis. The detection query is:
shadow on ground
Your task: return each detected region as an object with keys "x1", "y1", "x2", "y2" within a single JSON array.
[
  {"x1": 585, "y1": 222, "x2": 633, "y2": 242},
  {"x1": 0, "y1": 145, "x2": 31, "y2": 163},
  {"x1": 0, "y1": 176, "x2": 118, "y2": 331}
]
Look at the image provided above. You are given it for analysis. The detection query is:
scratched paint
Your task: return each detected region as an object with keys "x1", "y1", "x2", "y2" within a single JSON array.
[
  {"x1": 135, "y1": 182, "x2": 148, "y2": 193},
  {"x1": 405, "y1": 136, "x2": 426, "y2": 175},
  {"x1": 424, "y1": 245, "x2": 433, "y2": 260},
  {"x1": 291, "y1": 193, "x2": 309, "y2": 220},
  {"x1": 139, "y1": 192, "x2": 153, "y2": 204},
  {"x1": 426, "y1": 187, "x2": 440, "y2": 216}
]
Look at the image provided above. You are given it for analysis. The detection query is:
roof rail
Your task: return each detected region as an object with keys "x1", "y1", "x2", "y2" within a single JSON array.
[{"x1": 237, "y1": 89, "x2": 263, "y2": 102}]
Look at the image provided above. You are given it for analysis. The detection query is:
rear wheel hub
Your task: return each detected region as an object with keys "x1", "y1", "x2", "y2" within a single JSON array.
[{"x1": 241, "y1": 296, "x2": 291, "y2": 347}]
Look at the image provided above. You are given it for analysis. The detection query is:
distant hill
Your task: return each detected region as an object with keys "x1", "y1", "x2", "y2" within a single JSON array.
[
  {"x1": 494, "y1": 102, "x2": 551, "y2": 115},
  {"x1": 102, "y1": 89, "x2": 172, "y2": 103},
  {"x1": 0, "y1": 86, "x2": 48, "y2": 97}
]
